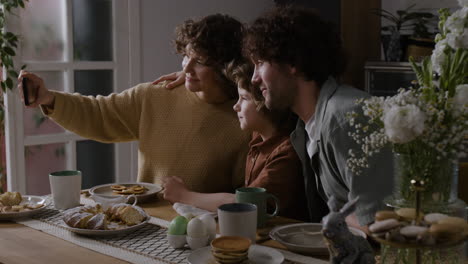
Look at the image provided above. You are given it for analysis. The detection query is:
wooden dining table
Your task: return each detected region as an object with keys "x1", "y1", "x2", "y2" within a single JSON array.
[{"x1": 0, "y1": 193, "x2": 328, "y2": 264}]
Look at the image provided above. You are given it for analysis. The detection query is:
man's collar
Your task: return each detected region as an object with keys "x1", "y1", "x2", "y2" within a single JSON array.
[{"x1": 309, "y1": 77, "x2": 338, "y2": 141}]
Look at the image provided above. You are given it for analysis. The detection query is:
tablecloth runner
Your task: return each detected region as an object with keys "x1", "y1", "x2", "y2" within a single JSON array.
[{"x1": 15, "y1": 197, "x2": 327, "y2": 264}]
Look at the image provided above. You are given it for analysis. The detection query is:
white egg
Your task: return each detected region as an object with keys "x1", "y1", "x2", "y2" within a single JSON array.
[
  {"x1": 186, "y1": 235, "x2": 209, "y2": 250},
  {"x1": 198, "y1": 214, "x2": 216, "y2": 238},
  {"x1": 187, "y1": 218, "x2": 207, "y2": 237}
]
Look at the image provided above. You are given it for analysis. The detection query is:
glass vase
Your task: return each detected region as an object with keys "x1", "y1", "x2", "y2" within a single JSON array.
[
  {"x1": 381, "y1": 153, "x2": 467, "y2": 264},
  {"x1": 379, "y1": 244, "x2": 465, "y2": 264},
  {"x1": 390, "y1": 153, "x2": 462, "y2": 213}
]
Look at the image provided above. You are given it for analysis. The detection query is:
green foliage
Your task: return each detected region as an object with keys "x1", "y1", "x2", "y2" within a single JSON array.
[
  {"x1": 409, "y1": 56, "x2": 433, "y2": 89},
  {"x1": 0, "y1": 0, "x2": 28, "y2": 91},
  {"x1": 411, "y1": 7, "x2": 468, "y2": 98},
  {"x1": 0, "y1": 1, "x2": 28, "y2": 192},
  {"x1": 437, "y1": 8, "x2": 451, "y2": 38},
  {"x1": 371, "y1": 4, "x2": 437, "y2": 38},
  {"x1": 440, "y1": 48, "x2": 468, "y2": 97}
]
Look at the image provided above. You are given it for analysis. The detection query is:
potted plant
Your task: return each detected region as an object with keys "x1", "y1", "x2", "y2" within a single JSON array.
[
  {"x1": 371, "y1": 4, "x2": 436, "y2": 62},
  {"x1": 0, "y1": 0, "x2": 28, "y2": 192},
  {"x1": 406, "y1": 13, "x2": 438, "y2": 61}
]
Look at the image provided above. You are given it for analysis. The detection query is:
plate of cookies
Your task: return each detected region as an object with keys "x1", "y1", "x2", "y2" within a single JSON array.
[
  {"x1": 0, "y1": 192, "x2": 48, "y2": 220},
  {"x1": 89, "y1": 182, "x2": 162, "y2": 203}
]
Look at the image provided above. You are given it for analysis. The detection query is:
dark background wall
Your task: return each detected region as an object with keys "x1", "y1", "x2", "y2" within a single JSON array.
[
  {"x1": 274, "y1": 0, "x2": 341, "y2": 26},
  {"x1": 274, "y1": 0, "x2": 381, "y2": 90}
]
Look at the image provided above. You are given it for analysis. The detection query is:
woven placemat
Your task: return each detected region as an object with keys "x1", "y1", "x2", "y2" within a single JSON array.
[
  {"x1": 14, "y1": 199, "x2": 187, "y2": 264},
  {"x1": 36, "y1": 207, "x2": 192, "y2": 262},
  {"x1": 15, "y1": 197, "x2": 325, "y2": 264}
]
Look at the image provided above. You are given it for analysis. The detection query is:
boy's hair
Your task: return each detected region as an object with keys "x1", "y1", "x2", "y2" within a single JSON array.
[
  {"x1": 174, "y1": 14, "x2": 244, "y2": 99},
  {"x1": 243, "y1": 6, "x2": 347, "y2": 87},
  {"x1": 226, "y1": 61, "x2": 264, "y2": 109},
  {"x1": 225, "y1": 60, "x2": 295, "y2": 130}
]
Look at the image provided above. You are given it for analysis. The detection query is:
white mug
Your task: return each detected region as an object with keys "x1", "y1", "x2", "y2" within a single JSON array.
[
  {"x1": 49, "y1": 170, "x2": 82, "y2": 210},
  {"x1": 218, "y1": 203, "x2": 257, "y2": 243}
]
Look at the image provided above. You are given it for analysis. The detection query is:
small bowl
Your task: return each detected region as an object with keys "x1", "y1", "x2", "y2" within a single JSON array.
[
  {"x1": 187, "y1": 235, "x2": 209, "y2": 250},
  {"x1": 167, "y1": 234, "x2": 186, "y2": 249}
]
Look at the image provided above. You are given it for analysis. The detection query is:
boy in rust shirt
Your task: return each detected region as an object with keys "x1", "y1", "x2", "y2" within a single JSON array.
[{"x1": 161, "y1": 60, "x2": 308, "y2": 221}]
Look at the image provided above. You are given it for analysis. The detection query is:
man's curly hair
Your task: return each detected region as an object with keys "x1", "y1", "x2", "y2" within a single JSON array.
[
  {"x1": 174, "y1": 14, "x2": 244, "y2": 99},
  {"x1": 244, "y1": 7, "x2": 347, "y2": 87}
]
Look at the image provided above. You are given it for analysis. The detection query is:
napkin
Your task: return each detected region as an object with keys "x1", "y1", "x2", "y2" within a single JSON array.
[{"x1": 172, "y1": 203, "x2": 213, "y2": 217}]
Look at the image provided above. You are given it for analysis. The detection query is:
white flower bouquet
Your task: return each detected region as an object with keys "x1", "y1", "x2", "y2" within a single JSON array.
[{"x1": 347, "y1": 2, "x2": 468, "y2": 206}]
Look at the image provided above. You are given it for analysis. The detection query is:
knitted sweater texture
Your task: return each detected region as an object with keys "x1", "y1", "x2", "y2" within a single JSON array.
[{"x1": 44, "y1": 82, "x2": 250, "y2": 193}]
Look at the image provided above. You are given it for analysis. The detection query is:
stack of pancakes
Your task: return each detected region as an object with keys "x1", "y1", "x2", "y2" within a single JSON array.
[{"x1": 211, "y1": 236, "x2": 251, "y2": 264}]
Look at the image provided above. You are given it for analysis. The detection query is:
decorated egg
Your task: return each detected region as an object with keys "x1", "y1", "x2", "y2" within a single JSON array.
[
  {"x1": 168, "y1": 215, "x2": 188, "y2": 235},
  {"x1": 187, "y1": 218, "x2": 207, "y2": 237}
]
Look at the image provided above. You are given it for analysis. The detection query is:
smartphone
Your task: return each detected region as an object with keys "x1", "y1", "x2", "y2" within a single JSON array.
[{"x1": 22, "y1": 77, "x2": 33, "y2": 106}]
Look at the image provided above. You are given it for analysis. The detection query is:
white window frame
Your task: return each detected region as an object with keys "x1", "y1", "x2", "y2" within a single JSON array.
[{"x1": 4, "y1": 0, "x2": 140, "y2": 193}]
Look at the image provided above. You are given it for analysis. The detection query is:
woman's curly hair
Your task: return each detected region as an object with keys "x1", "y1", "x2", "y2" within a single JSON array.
[
  {"x1": 244, "y1": 7, "x2": 347, "y2": 87},
  {"x1": 174, "y1": 14, "x2": 244, "y2": 99}
]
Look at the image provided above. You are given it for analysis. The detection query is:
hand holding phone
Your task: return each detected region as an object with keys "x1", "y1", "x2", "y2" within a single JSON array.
[{"x1": 22, "y1": 77, "x2": 36, "y2": 106}]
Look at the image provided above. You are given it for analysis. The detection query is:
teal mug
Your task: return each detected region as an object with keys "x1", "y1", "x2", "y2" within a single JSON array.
[{"x1": 235, "y1": 187, "x2": 279, "y2": 227}]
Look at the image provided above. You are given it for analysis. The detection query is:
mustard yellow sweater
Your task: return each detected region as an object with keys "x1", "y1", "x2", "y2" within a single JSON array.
[{"x1": 43, "y1": 83, "x2": 250, "y2": 193}]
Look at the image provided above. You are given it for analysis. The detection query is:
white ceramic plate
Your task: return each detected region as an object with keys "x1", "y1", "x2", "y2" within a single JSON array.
[
  {"x1": 0, "y1": 195, "x2": 48, "y2": 220},
  {"x1": 63, "y1": 208, "x2": 150, "y2": 236},
  {"x1": 269, "y1": 223, "x2": 366, "y2": 256},
  {"x1": 187, "y1": 244, "x2": 284, "y2": 264},
  {"x1": 89, "y1": 182, "x2": 162, "y2": 203}
]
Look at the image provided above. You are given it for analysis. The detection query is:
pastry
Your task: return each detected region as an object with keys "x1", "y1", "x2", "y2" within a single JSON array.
[
  {"x1": 372, "y1": 209, "x2": 467, "y2": 246},
  {"x1": 106, "y1": 203, "x2": 147, "y2": 226},
  {"x1": 424, "y1": 213, "x2": 449, "y2": 224},
  {"x1": 429, "y1": 223, "x2": 464, "y2": 240},
  {"x1": 399, "y1": 225, "x2": 428, "y2": 238},
  {"x1": 66, "y1": 212, "x2": 94, "y2": 229},
  {"x1": 116, "y1": 205, "x2": 147, "y2": 225},
  {"x1": 395, "y1": 207, "x2": 424, "y2": 221},
  {"x1": 111, "y1": 185, "x2": 148, "y2": 195},
  {"x1": 63, "y1": 203, "x2": 147, "y2": 230},
  {"x1": 375, "y1": 210, "x2": 399, "y2": 221},
  {"x1": 0, "y1": 192, "x2": 44, "y2": 213},
  {"x1": 1, "y1": 206, "x2": 13, "y2": 213},
  {"x1": 369, "y1": 218, "x2": 400, "y2": 233},
  {"x1": 64, "y1": 206, "x2": 106, "y2": 230},
  {"x1": 12, "y1": 205, "x2": 27, "y2": 212},
  {"x1": 111, "y1": 185, "x2": 126, "y2": 191},
  {"x1": 0, "y1": 192, "x2": 22, "y2": 206},
  {"x1": 86, "y1": 213, "x2": 108, "y2": 230}
]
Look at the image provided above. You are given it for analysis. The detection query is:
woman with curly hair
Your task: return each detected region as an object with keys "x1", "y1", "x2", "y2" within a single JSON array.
[{"x1": 18, "y1": 14, "x2": 250, "y2": 194}]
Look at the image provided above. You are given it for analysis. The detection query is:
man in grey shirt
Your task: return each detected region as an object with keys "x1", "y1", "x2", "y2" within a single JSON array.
[{"x1": 244, "y1": 6, "x2": 393, "y2": 231}]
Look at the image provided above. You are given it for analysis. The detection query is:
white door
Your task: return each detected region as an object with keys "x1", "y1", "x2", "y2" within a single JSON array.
[{"x1": 4, "y1": 0, "x2": 138, "y2": 194}]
